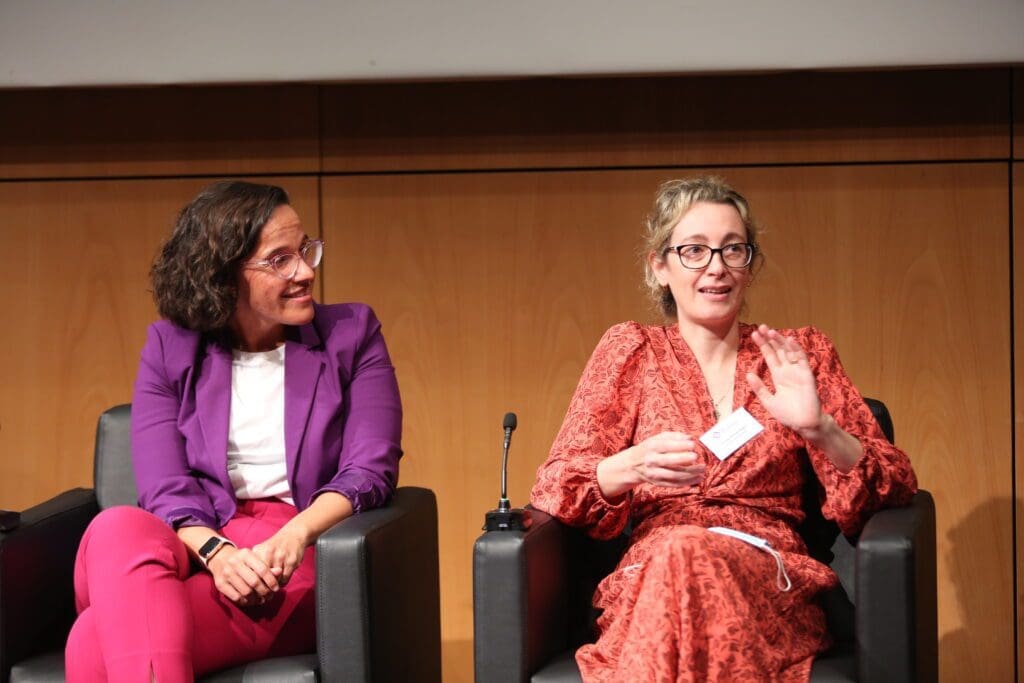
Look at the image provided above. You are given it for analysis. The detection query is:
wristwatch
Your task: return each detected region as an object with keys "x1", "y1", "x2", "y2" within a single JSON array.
[{"x1": 198, "y1": 536, "x2": 235, "y2": 567}]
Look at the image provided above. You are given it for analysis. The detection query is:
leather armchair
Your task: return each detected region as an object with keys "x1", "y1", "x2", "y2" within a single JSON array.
[
  {"x1": 473, "y1": 399, "x2": 936, "y2": 683},
  {"x1": 0, "y1": 405, "x2": 442, "y2": 683}
]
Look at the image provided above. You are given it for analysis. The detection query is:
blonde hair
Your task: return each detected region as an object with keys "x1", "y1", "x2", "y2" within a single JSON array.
[{"x1": 641, "y1": 176, "x2": 761, "y2": 318}]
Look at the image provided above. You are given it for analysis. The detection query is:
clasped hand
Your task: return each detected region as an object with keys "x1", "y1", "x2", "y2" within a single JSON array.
[
  {"x1": 597, "y1": 432, "x2": 706, "y2": 500},
  {"x1": 628, "y1": 432, "x2": 706, "y2": 488},
  {"x1": 208, "y1": 526, "x2": 307, "y2": 607}
]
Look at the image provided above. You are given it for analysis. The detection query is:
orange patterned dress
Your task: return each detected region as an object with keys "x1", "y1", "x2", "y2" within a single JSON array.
[{"x1": 530, "y1": 322, "x2": 918, "y2": 682}]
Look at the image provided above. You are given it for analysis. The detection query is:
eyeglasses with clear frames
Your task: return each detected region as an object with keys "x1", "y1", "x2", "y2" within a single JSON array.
[
  {"x1": 663, "y1": 242, "x2": 755, "y2": 270},
  {"x1": 245, "y1": 239, "x2": 325, "y2": 280}
]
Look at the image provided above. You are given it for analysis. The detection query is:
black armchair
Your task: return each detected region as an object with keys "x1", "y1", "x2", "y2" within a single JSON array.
[
  {"x1": 473, "y1": 398, "x2": 936, "y2": 683},
  {"x1": 0, "y1": 405, "x2": 442, "y2": 683}
]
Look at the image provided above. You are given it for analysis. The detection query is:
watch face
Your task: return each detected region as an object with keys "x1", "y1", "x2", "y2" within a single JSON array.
[{"x1": 198, "y1": 536, "x2": 222, "y2": 559}]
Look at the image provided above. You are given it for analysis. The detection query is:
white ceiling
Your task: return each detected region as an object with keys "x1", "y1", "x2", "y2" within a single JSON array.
[{"x1": 2, "y1": 0, "x2": 1022, "y2": 87}]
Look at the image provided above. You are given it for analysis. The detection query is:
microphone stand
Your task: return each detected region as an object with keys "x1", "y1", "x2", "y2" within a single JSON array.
[{"x1": 484, "y1": 412, "x2": 532, "y2": 531}]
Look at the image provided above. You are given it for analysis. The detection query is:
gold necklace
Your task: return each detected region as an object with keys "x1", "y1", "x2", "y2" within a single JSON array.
[{"x1": 712, "y1": 387, "x2": 732, "y2": 419}]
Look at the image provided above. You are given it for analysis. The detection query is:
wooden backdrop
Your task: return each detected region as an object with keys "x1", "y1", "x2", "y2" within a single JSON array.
[{"x1": 0, "y1": 68, "x2": 1019, "y2": 682}]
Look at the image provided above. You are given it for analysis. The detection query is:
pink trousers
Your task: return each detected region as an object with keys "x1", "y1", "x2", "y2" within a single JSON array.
[{"x1": 65, "y1": 500, "x2": 316, "y2": 682}]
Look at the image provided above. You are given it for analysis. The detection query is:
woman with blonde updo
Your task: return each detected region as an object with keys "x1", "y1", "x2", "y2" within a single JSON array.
[{"x1": 531, "y1": 176, "x2": 917, "y2": 681}]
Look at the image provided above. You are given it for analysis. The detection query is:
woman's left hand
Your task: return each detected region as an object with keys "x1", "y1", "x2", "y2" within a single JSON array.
[
  {"x1": 253, "y1": 524, "x2": 308, "y2": 585},
  {"x1": 746, "y1": 324, "x2": 824, "y2": 434},
  {"x1": 252, "y1": 492, "x2": 353, "y2": 585}
]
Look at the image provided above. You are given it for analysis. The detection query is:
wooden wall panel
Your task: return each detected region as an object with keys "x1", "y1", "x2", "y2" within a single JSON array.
[
  {"x1": 0, "y1": 69, "x2": 1016, "y2": 683},
  {"x1": 1015, "y1": 161, "x2": 1024, "y2": 681},
  {"x1": 322, "y1": 69, "x2": 1009, "y2": 172},
  {"x1": 0, "y1": 86, "x2": 320, "y2": 179},
  {"x1": 321, "y1": 171, "x2": 653, "y2": 682},
  {"x1": 322, "y1": 163, "x2": 1011, "y2": 682},
  {"x1": 0, "y1": 176, "x2": 320, "y2": 511},
  {"x1": 742, "y1": 164, "x2": 1013, "y2": 682}
]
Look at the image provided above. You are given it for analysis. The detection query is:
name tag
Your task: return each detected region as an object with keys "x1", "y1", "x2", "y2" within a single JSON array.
[{"x1": 699, "y1": 407, "x2": 764, "y2": 460}]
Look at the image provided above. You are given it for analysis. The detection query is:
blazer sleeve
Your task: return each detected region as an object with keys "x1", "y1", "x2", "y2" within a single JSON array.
[
  {"x1": 530, "y1": 322, "x2": 645, "y2": 540},
  {"x1": 313, "y1": 306, "x2": 403, "y2": 514},
  {"x1": 131, "y1": 323, "x2": 220, "y2": 529},
  {"x1": 801, "y1": 327, "x2": 919, "y2": 537}
]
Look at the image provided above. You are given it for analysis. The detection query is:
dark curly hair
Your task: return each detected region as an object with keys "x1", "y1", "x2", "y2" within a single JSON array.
[{"x1": 151, "y1": 180, "x2": 290, "y2": 334}]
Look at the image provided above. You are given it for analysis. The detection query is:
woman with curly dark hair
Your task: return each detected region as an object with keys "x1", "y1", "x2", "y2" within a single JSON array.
[{"x1": 65, "y1": 181, "x2": 402, "y2": 681}]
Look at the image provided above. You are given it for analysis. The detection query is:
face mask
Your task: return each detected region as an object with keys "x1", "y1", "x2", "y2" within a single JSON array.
[{"x1": 707, "y1": 526, "x2": 792, "y2": 592}]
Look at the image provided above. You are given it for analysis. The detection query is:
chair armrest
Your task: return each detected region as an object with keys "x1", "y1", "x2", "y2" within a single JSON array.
[
  {"x1": 315, "y1": 486, "x2": 441, "y2": 683},
  {"x1": 0, "y1": 488, "x2": 98, "y2": 680},
  {"x1": 855, "y1": 490, "x2": 937, "y2": 683},
  {"x1": 473, "y1": 507, "x2": 572, "y2": 683}
]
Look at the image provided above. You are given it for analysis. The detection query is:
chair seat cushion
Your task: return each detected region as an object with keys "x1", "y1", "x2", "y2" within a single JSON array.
[
  {"x1": 10, "y1": 651, "x2": 64, "y2": 683},
  {"x1": 202, "y1": 654, "x2": 318, "y2": 682},
  {"x1": 809, "y1": 647, "x2": 855, "y2": 683},
  {"x1": 10, "y1": 650, "x2": 318, "y2": 683},
  {"x1": 531, "y1": 651, "x2": 583, "y2": 683},
  {"x1": 525, "y1": 648, "x2": 854, "y2": 683}
]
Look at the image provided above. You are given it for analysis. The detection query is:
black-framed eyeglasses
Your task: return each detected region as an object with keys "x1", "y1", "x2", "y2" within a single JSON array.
[
  {"x1": 663, "y1": 242, "x2": 755, "y2": 270},
  {"x1": 245, "y1": 239, "x2": 325, "y2": 280}
]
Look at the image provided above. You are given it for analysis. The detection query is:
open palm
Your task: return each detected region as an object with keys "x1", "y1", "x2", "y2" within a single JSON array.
[{"x1": 746, "y1": 324, "x2": 823, "y2": 432}]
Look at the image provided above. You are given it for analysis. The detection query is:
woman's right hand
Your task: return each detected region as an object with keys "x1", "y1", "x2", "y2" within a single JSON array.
[
  {"x1": 207, "y1": 546, "x2": 281, "y2": 607},
  {"x1": 596, "y1": 431, "x2": 706, "y2": 500}
]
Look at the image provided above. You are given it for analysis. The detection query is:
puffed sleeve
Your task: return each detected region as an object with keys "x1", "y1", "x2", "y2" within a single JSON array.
[
  {"x1": 801, "y1": 327, "x2": 918, "y2": 537},
  {"x1": 313, "y1": 306, "x2": 402, "y2": 514},
  {"x1": 132, "y1": 323, "x2": 220, "y2": 529},
  {"x1": 530, "y1": 322, "x2": 646, "y2": 540}
]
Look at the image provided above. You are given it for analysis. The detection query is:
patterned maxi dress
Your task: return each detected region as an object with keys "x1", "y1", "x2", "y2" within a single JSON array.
[{"x1": 530, "y1": 322, "x2": 918, "y2": 682}]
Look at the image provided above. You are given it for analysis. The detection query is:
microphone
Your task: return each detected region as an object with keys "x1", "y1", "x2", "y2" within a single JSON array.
[
  {"x1": 499, "y1": 412, "x2": 516, "y2": 512},
  {"x1": 484, "y1": 412, "x2": 532, "y2": 531}
]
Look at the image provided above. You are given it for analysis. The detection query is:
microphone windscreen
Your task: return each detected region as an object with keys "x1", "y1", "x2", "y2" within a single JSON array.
[{"x1": 503, "y1": 412, "x2": 518, "y2": 431}]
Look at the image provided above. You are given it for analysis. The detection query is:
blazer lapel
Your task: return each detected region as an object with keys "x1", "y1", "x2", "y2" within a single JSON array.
[
  {"x1": 195, "y1": 341, "x2": 233, "y2": 492},
  {"x1": 285, "y1": 322, "x2": 325, "y2": 481}
]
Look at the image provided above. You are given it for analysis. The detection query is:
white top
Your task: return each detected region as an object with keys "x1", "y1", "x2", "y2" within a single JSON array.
[{"x1": 226, "y1": 345, "x2": 293, "y2": 505}]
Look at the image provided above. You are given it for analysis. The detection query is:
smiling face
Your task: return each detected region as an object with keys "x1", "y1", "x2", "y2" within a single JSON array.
[
  {"x1": 230, "y1": 204, "x2": 316, "y2": 350},
  {"x1": 649, "y1": 201, "x2": 753, "y2": 335}
]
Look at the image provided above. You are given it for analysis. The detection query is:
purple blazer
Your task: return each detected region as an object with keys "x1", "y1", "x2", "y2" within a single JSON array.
[{"x1": 131, "y1": 302, "x2": 403, "y2": 530}]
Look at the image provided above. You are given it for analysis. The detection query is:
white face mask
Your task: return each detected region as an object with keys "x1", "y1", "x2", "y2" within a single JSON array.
[{"x1": 707, "y1": 526, "x2": 793, "y2": 592}]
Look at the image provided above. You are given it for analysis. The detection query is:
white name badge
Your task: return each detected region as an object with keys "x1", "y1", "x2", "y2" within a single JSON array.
[{"x1": 699, "y1": 407, "x2": 764, "y2": 461}]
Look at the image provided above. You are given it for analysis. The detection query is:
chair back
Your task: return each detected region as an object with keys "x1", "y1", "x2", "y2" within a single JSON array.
[
  {"x1": 796, "y1": 398, "x2": 894, "y2": 645},
  {"x1": 93, "y1": 404, "x2": 138, "y2": 509}
]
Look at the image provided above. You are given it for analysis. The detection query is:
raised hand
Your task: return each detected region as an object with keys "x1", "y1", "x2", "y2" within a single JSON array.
[{"x1": 746, "y1": 324, "x2": 823, "y2": 433}]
